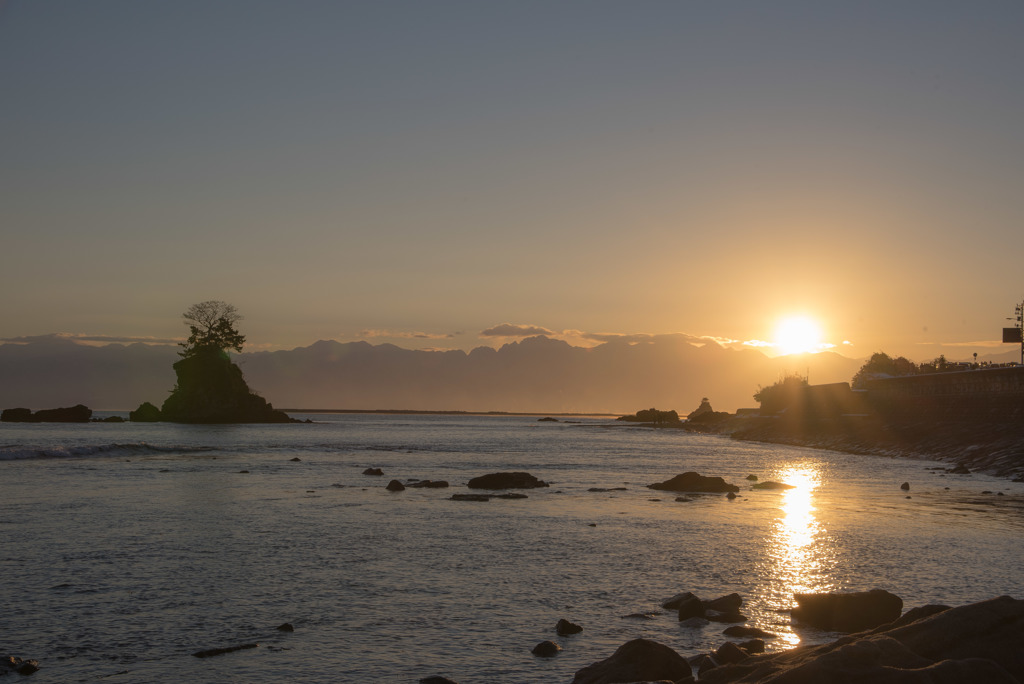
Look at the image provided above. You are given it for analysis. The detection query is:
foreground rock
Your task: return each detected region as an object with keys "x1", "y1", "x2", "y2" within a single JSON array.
[
  {"x1": 792, "y1": 589, "x2": 903, "y2": 632},
  {"x1": 466, "y1": 472, "x2": 549, "y2": 489},
  {"x1": 572, "y1": 638, "x2": 692, "y2": 684},
  {"x1": 648, "y1": 472, "x2": 739, "y2": 493},
  {"x1": 1, "y1": 404, "x2": 92, "y2": 422},
  {"x1": 699, "y1": 595, "x2": 1024, "y2": 683}
]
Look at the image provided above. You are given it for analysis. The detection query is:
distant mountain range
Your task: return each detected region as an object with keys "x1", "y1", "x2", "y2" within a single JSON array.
[{"x1": 0, "y1": 334, "x2": 870, "y2": 414}]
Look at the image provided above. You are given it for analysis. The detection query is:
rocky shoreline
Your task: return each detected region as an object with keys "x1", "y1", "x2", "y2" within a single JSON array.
[{"x1": 685, "y1": 414, "x2": 1024, "y2": 481}]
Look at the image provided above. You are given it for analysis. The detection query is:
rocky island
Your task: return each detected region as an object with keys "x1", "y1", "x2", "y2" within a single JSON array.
[{"x1": 131, "y1": 301, "x2": 295, "y2": 424}]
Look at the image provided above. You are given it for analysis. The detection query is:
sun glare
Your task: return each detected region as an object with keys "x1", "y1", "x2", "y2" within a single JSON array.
[{"x1": 774, "y1": 316, "x2": 823, "y2": 355}]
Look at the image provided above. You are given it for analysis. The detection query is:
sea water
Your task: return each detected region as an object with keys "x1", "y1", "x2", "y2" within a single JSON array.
[{"x1": 2, "y1": 413, "x2": 1022, "y2": 683}]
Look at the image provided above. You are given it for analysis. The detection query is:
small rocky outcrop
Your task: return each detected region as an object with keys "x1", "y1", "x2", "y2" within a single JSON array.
[
  {"x1": 1, "y1": 404, "x2": 92, "y2": 422},
  {"x1": 419, "y1": 677, "x2": 459, "y2": 684},
  {"x1": 408, "y1": 480, "x2": 449, "y2": 488},
  {"x1": 532, "y1": 641, "x2": 561, "y2": 657},
  {"x1": 571, "y1": 638, "x2": 692, "y2": 684},
  {"x1": 385, "y1": 480, "x2": 406, "y2": 492},
  {"x1": 129, "y1": 401, "x2": 162, "y2": 422},
  {"x1": 2, "y1": 655, "x2": 39, "y2": 676},
  {"x1": 751, "y1": 481, "x2": 796, "y2": 491},
  {"x1": 616, "y1": 407, "x2": 681, "y2": 425},
  {"x1": 723, "y1": 625, "x2": 775, "y2": 639},
  {"x1": 157, "y1": 347, "x2": 294, "y2": 424},
  {"x1": 648, "y1": 472, "x2": 740, "y2": 493},
  {"x1": 556, "y1": 618, "x2": 583, "y2": 636},
  {"x1": 466, "y1": 472, "x2": 549, "y2": 489},
  {"x1": 792, "y1": 589, "x2": 903, "y2": 632},
  {"x1": 362, "y1": 467, "x2": 384, "y2": 476}
]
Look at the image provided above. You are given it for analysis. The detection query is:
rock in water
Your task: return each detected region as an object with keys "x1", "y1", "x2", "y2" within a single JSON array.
[
  {"x1": 159, "y1": 347, "x2": 293, "y2": 424},
  {"x1": 129, "y1": 401, "x2": 162, "y2": 422},
  {"x1": 532, "y1": 640, "x2": 562, "y2": 657},
  {"x1": 556, "y1": 618, "x2": 583, "y2": 635},
  {"x1": 572, "y1": 638, "x2": 692, "y2": 684},
  {"x1": 466, "y1": 472, "x2": 549, "y2": 489},
  {"x1": 792, "y1": 589, "x2": 903, "y2": 633},
  {"x1": 385, "y1": 480, "x2": 406, "y2": 492},
  {"x1": 648, "y1": 472, "x2": 740, "y2": 493}
]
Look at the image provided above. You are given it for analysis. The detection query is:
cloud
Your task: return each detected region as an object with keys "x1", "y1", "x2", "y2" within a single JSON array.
[
  {"x1": 0, "y1": 332, "x2": 181, "y2": 346},
  {"x1": 359, "y1": 329, "x2": 459, "y2": 340},
  {"x1": 479, "y1": 323, "x2": 555, "y2": 338}
]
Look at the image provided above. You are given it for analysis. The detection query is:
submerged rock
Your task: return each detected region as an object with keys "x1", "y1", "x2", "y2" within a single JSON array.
[
  {"x1": 450, "y1": 494, "x2": 491, "y2": 502},
  {"x1": 648, "y1": 472, "x2": 739, "y2": 493},
  {"x1": 751, "y1": 481, "x2": 796, "y2": 491},
  {"x1": 408, "y1": 480, "x2": 449, "y2": 488},
  {"x1": 467, "y1": 472, "x2": 549, "y2": 489},
  {"x1": 192, "y1": 643, "x2": 258, "y2": 658},
  {"x1": 792, "y1": 589, "x2": 903, "y2": 632},
  {"x1": 571, "y1": 638, "x2": 692, "y2": 684},
  {"x1": 2, "y1": 656, "x2": 40, "y2": 676},
  {"x1": 532, "y1": 640, "x2": 562, "y2": 657},
  {"x1": 362, "y1": 467, "x2": 384, "y2": 476}
]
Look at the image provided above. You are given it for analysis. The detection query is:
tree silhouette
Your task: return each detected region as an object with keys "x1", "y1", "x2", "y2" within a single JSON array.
[{"x1": 179, "y1": 300, "x2": 245, "y2": 357}]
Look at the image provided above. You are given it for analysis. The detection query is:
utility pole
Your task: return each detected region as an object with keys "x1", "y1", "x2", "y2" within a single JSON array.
[{"x1": 1005, "y1": 300, "x2": 1024, "y2": 365}]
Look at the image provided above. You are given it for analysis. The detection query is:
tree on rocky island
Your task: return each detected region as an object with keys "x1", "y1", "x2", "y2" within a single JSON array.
[
  {"x1": 179, "y1": 300, "x2": 245, "y2": 357},
  {"x1": 130, "y1": 302, "x2": 295, "y2": 424}
]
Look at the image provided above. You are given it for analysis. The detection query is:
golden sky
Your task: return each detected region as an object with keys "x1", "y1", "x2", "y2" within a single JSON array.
[{"x1": 2, "y1": 2, "x2": 1023, "y2": 363}]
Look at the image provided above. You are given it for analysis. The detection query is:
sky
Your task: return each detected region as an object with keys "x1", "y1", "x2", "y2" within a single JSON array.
[{"x1": 2, "y1": 1, "x2": 1023, "y2": 362}]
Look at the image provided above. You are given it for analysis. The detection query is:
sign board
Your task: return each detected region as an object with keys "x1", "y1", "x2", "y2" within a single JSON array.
[{"x1": 1003, "y1": 327, "x2": 1023, "y2": 343}]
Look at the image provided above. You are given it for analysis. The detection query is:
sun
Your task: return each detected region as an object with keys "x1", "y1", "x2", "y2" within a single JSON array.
[{"x1": 774, "y1": 316, "x2": 823, "y2": 355}]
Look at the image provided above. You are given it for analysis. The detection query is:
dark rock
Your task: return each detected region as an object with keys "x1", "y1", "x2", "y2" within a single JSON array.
[
  {"x1": 532, "y1": 640, "x2": 561, "y2": 657},
  {"x1": 556, "y1": 618, "x2": 583, "y2": 635},
  {"x1": 385, "y1": 480, "x2": 406, "y2": 492},
  {"x1": 467, "y1": 472, "x2": 549, "y2": 489},
  {"x1": 362, "y1": 468, "x2": 384, "y2": 476},
  {"x1": 571, "y1": 638, "x2": 692, "y2": 684},
  {"x1": 678, "y1": 595, "x2": 706, "y2": 621},
  {"x1": 538, "y1": 417, "x2": 559, "y2": 422},
  {"x1": 689, "y1": 653, "x2": 717, "y2": 677},
  {"x1": 2, "y1": 656, "x2": 40, "y2": 676},
  {"x1": 275, "y1": 623, "x2": 294, "y2": 632},
  {"x1": 751, "y1": 481, "x2": 796, "y2": 491},
  {"x1": 158, "y1": 347, "x2": 294, "y2": 424},
  {"x1": 726, "y1": 492, "x2": 738, "y2": 500},
  {"x1": 739, "y1": 638, "x2": 765, "y2": 654},
  {"x1": 289, "y1": 457, "x2": 301, "y2": 462},
  {"x1": 99, "y1": 415, "x2": 125, "y2": 422},
  {"x1": 409, "y1": 480, "x2": 449, "y2": 488},
  {"x1": 723, "y1": 625, "x2": 775, "y2": 639},
  {"x1": 706, "y1": 611, "x2": 747, "y2": 624},
  {"x1": 617, "y1": 408, "x2": 681, "y2": 424},
  {"x1": 494, "y1": 492, "x2": 529, "y2": 499},
  {"x1": 0, "y1": 408, "x2": 33, "y2": 422},
  {"x1": 746, "y1": 474, "x2": 759, "y2": 481},
  {"x1": 192, "y1": 643, "x2": 259, "y2": 658},
  {"x1": 2, "y1": 404, "x2": 92, "y2": 422},
  {"x1": 792, "y1": 589, "x2": 903, "y2": 632},
  {"x1": 589, "y1": 487, "x2": 628, "y2": 492},
  {"x1": 714, "y1": 641, "x2": 748, "y2": 665},
  {"x1": 675, "y1": 496, "x2": 693, "y2": 502},
  {"x1": 679, "y1": 617, "x2": 710, "y2": 629},
  {"x1": 450, "y1": 494, "x2": 490, "y2": 502},
  {"x1": 663, "y1": 591, "x2": 699, "y2": 610},
  {"x1": 900, "y1": 482, "x2": 910, "y2": 491},
  {"x1": 699, "y1": 597, "x2": 1024, "y2": 684},
  {"x1": 648, "y1": 472, "x2": 739, "y2": 493},
  {"x1": 129, "y1": 401, "x2": 162, "y2": 422},
  {"x1": 704, "y1": 593, "x2": 743, "y2": 613},
  {"x1": 419, "y1": 678, "x2": 459, "y2": 684}
]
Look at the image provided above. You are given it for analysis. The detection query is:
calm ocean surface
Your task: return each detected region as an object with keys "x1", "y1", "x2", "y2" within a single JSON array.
[{"x1": 3, "y1": 413, "x2": 1023, "y2": 683}]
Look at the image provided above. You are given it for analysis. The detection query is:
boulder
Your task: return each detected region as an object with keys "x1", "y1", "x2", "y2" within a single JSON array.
[
  {"x1": 532, "y1": 640, "x2": 562, "y2": 657},
  {"x1": 419, "y1": 678, "x2": 459, "y2": 684},
  {"x1": 466, "y1": 472, "x2": 549, "y2": 489},
  {"x1": 556, "y1": 618, "x2": 583, "y2": 635},
  {"x1": 704, "y1": 593, "x2": 743, "y2": 613},
  {"x1": 572, "y1": 638, "x2": 692, "y2": 684},
  {"x1": 900, "y1": 482, "x2": 910, "y2": 491},
  {"x1": 739, "y1": 639, "x2": 765, "y2": 654},
  {"x1": 385, "y1": 480, "x2": 406, "y2": 492},
  {"x1": 792, "y1": 589, "x2": 903, "y2": 632},
  {"x1": 362, "y1": 468, "x2": 384, "y2": 476},
  {"x1": 129, "y1": 401, "x2": 162, "y2": 422},
  {"x1": 714, "y1": 641, "x2": 749, "y2": 665},
  {"x1": 0, "y1": 408, "x2": 33, "y2": 422},
  {"x1": 275, "y1": 623, "x2": 294, "y2": 632},
  {"x1": 678, "y1": 595, "x2": 706, "y2": 621},
  {"x1": 409, "y1": 480, "x2": 449, "y2": 488},
  {"x1": 2, "y1": 656, "x2": 40, "y2": 676},
  {"x1": 751, "y1": 481, "x2": 796, "y2": 491},
  {"x1": 648, "y1": 472, "x2": 739, "y2": 493},
  {"x1": 450, "y1": 494, "x2": 490, "y2": 502},
  {"x1": 722, "y1": 625, "x2": 775, "y2": 639}
]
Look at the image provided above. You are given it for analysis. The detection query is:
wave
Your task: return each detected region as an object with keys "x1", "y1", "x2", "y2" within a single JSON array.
[{"x1": 0, "y1": 442, "x2": 217, "y2": 461}]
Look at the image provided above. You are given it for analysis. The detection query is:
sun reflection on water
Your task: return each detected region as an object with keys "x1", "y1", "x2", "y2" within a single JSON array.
[{"x1": 764, "y1": 464, "x2": 836, "y2": 647}]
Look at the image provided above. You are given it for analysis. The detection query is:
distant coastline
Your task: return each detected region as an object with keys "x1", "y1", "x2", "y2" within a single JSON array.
[{"x1": 279, "y1": 408, "x2": 620, "y2": 417}]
